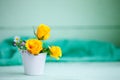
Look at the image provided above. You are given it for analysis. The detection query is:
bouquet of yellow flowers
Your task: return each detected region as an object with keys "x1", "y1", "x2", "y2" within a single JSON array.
[{"x1": 14, "y1": 24, "x2": 62, "y2": 60}]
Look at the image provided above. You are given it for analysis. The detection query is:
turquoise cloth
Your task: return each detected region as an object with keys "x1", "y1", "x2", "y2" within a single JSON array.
[
  {"x1": 48, "y1": 39, "x2": 120, "y2": 62},
  {"x1": 0, "y1": 37, "x2": 120, "y2": 66}
]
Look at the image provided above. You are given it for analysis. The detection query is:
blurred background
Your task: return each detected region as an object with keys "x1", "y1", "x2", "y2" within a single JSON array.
[
  {"x1": 0, "y1": 0, "x2": 120, "y2": 65},
  {"x1": 0, "y1": 0, "x2": 120, "y2": 45}
]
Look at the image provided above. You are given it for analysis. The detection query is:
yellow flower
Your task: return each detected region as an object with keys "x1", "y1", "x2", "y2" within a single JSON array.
[
  {"x1": 25, "y1": 39, "x2": 43, "y2": 55},
  {"x1": 36, "y1": 24, "x2": 50, "y2": 40},
  {"x1": 49, "y1": 46, "x2": 62, "y2": 60}
]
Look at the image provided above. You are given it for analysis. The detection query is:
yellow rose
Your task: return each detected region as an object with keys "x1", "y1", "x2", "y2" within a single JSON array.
[
  {"x1": 49, "y1": 46, "x2": 62, "y2": 60},
  {"x1": 36, "y1": 24, "x2": 50, "y2": 40},
  {"x1": 25, "y1": 39, "x2": 43, "y2": 55}
]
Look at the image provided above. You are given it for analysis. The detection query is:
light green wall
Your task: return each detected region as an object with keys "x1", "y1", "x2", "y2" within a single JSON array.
[
  {"x1": 0, "y1": 0, "x2": 120, "y2": 27},
  {"x1": 0, "y1": 0, "x2": 120, "y2": 46}
]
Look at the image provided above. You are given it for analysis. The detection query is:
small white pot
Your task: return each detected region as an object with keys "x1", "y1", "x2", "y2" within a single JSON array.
[{"x1": 21, "y1": 51, "x2": 47, "y2": 75}]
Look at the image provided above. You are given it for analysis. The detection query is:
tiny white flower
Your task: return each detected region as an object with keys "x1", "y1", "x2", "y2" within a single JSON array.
[{"x1": 14, "y1": 36, "x2": 20, "y2": 43}]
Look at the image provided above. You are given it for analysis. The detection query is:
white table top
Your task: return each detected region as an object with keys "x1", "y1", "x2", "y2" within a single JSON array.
[{"x1": 0, "y1": 62, "x2": 120, "y2": 80}]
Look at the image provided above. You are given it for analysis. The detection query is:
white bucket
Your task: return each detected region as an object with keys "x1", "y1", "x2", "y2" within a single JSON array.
[{"x1": 21, "y1": 51, "x2": 47, "y2": 75}]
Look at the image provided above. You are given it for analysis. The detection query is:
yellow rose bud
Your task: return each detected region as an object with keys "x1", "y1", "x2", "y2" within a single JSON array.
[
  {"x1": 36, "y1": 24, "x2": 50, "y2": 40},
  {"x1": 49, "y1": 46, "x2": 62, "y2": 60},
  {"x1": 25, "y1": 39, "x2": 43, "y2": 55}
]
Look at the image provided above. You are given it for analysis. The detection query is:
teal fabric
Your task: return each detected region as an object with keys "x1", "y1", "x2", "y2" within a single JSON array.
[
  {"x1": 47, "y1": 39, "x2": 120, "y2": 62},
  {"x1": 0, "y1": 37, "x2": 29, "y2": 66},
  {"x1": 0, "y1": 37, "x2": 120, "y2": 66}
]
